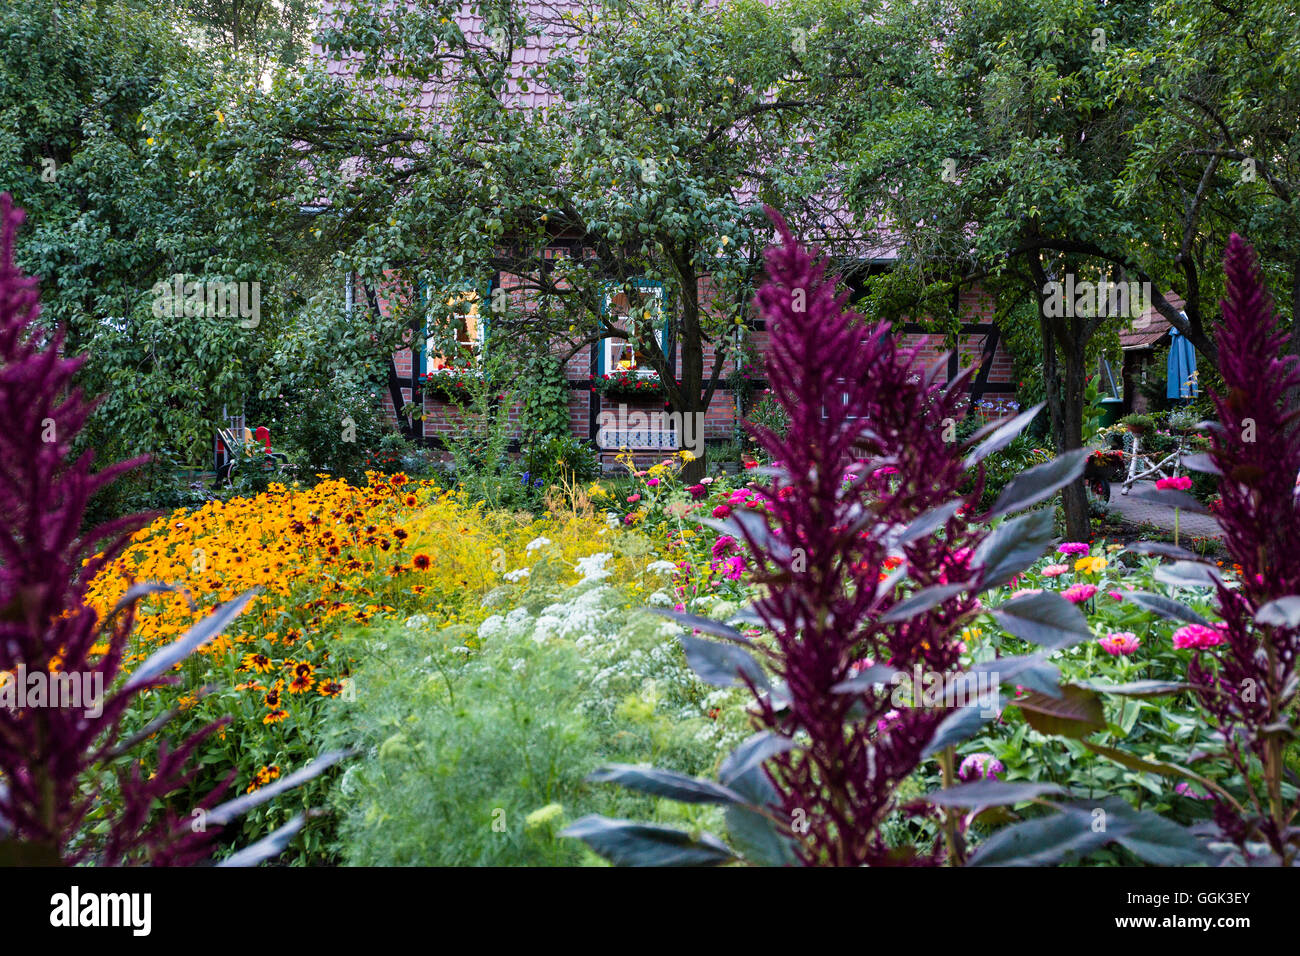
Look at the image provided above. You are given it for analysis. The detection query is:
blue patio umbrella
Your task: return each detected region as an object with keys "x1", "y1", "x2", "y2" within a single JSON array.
[{"x1": 1166, "y1": 326, "x2": 1199, "y2": 400}]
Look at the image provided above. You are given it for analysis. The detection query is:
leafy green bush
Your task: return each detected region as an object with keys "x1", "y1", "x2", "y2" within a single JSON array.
[
  {"x1": 524, "y1": 433, "x2": 600, "y2": 487},
  {"x1": 253, "y1": 378, "x2": 391, "y2": 483},
  {"x1": 961, "y1": 431, "x2": 1053, "y2": 511},
  {"x1": 744, "y1": 390, "x2": 788, "y2": 447}
]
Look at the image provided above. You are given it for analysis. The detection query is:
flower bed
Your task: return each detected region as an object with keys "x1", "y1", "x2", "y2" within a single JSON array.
[{"x1": 84, "y1": 473, "x2": 673, "y2": 859}]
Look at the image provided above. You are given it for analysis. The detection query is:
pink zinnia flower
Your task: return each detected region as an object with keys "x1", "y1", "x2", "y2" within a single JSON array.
[
  {"x1": 721, "y1": 556, "x2": 746, "y2": 581},
  {"x1": 1172, "y1": 623, "x2": 1224, "y2": 650},
  {"x1": 1062, "y1": 583, "x2": 1098, "y2": 604},
  {"x1": 1099, "y1": 632, "x2": 1140, "y2": 656},
  {"x1": 1057, "y1": 542, "x2": 1090, "y2": 556},
  {"x1": 958, "y1": 753, "x2": 1005, "y2": 782},
  {"x1": 646, "y1": 478, "x2": 660, "y2": 487},
  {"x1": 686, "y1": 483, "x2": 706, "y2": 500},
  {"x1": 626, "y1": 493, "x2": 641, "y2": 503},
  {"x1": 1041, "y1": 563, "x2": 1069, "y2": 577},
  {"x1": 1155, "y1": 475, "x2": 1193, "y2": 491},
  {"x1": 1108, "y1": 590, "x2": 1124, "y2": 601},
  {"x1": 711, "y1": 535, "x2": 738, "y2": 559},
  {"x1": 712, "y1": 504, "x2": 730, "y2": 519},
  {"x1": 1009, "y1": 587, "x2": 1043, "y2": 599}
]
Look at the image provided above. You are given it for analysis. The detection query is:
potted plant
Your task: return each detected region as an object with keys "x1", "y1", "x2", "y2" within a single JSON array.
[{"x1": 1119, "y1": 412, "x2": 1155, "y2": 436}]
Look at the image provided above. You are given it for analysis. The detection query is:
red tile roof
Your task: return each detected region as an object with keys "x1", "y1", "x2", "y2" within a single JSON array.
[{"x1": 1119, "y1": 293, "x2": 1183, "y2": 350}]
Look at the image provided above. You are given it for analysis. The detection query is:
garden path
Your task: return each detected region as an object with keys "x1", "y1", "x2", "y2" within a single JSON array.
[{"x1": 1106, "y1": 480, "x2": 1223, "y2": 539}]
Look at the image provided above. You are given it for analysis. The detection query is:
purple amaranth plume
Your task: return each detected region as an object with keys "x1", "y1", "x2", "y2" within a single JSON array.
[
  {"x1": 1186, "y1": 234, "x2": 1300, "y2": 863},
  {"x1": 0, "y1": 192, "x2": 231, "y2": 865},
  {"x1": 739, "y1": 209, "x2": 992, "y2": 865}
]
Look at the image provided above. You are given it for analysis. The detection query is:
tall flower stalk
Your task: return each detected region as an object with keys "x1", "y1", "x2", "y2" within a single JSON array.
[
  {"x1": 737, "y1": 211, "x2": 992, "y2": 865},
  {"x1": 0, "y1": 193, "x2": 230, "y2": 863},
  {"x1": 1186, "y1": 234, "x2": 1300, "y2": 864}
]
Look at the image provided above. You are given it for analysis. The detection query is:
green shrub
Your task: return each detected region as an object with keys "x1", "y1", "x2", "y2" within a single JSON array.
[
  {"x1": 746, "y1": 390, "x2": 788, "y2": 438},
  {"x1": 524, "y1": 433, "x2": 600, "y2": 487},
  {"x1": 252, "y1": 378, "x2": 391, "y2": 483}
]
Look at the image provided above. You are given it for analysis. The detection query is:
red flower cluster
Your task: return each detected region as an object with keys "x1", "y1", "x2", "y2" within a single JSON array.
[{"x1": 595, "y1": 369, "x2": 664, "y2": 396}]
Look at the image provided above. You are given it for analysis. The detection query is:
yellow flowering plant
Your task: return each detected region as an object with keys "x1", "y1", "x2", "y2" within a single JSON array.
[{"x1": 85, "y1": 472, "x2": 689, "y2": 859}]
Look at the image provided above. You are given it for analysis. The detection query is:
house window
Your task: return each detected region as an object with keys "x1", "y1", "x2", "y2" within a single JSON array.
[
  {"x1": 599, "y1": 281, "x2": 667, "y2": 375},
  {"x1": 420, "y1": 281, "x2": 489, "y2": 375},
  {"x1": 820, "y1": 379, "x2": 861, "y2": 421}
]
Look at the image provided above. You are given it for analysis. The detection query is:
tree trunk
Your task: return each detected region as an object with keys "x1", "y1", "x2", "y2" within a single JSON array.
[
  {"x1": 1060, "y1": 329, "x2": 1090, "y2": 542},
  {"x1": 1031, "y1": 256, "x2": 1090, "y2": 542},
  {"x1": 669, "y1": 250, "x2": 709, "y2": 482}
]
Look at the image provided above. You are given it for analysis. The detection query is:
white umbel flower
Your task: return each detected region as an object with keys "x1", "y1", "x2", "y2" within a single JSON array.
[{"x1": 575, "y1": 552, "x2": 613, "y2": 581}]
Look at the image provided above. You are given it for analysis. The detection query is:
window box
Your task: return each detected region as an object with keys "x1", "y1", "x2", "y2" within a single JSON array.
[{"x1": 595, "y1": 368, "x2": 666, "y2": 398}]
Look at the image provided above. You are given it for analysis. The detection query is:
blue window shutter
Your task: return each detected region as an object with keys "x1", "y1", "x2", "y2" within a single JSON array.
[
  {"x1": 416, "y1": 279, "x2": 428, "y2": 377},
  {"x1": 598, "y1": 284, "x2": 609, "y2": 375},
  {"x1": 480, "y1": 279, "x2": 491, "y2": 358}
]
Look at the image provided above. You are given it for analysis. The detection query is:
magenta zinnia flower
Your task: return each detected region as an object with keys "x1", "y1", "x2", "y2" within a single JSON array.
[
  {"x1": 711, "y1": 535, "x2": 739, "y2": 559},
  {"x1": 1057, "y1": 542, "x2": 1090, "y2": 556},
  {"x1": 958, "y1": 753, "x2": 1005, "y2": 782},
  {"x1": 1099, "y1": 632, "x2": 1140, "y2": 656},
  {"x1": 1172, "y1": 623, "x2": 1224, "y2": 650},
  {"x1": 1155, "y1": 476, "x2": 1193, "y2": 491},
  {"x1": 1062, "y1": 583, "x2": 1098, "y2": 604},
  {"x1": 720, "y1": 556, "x2": 746, "y2": 581}
]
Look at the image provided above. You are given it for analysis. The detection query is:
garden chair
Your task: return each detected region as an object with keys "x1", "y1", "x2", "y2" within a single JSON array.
[{"x1": 215, "y1": 424, "x2": 293, "y2": 488}]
